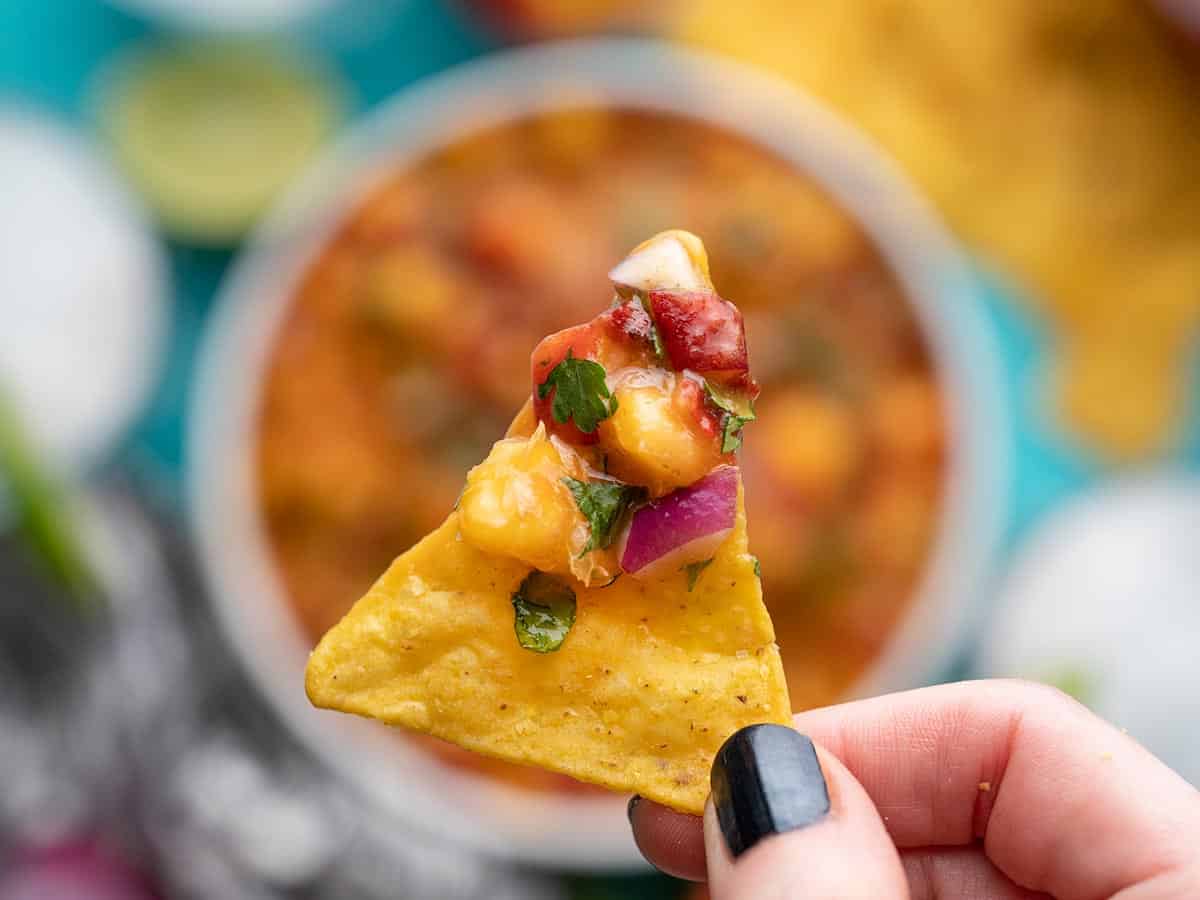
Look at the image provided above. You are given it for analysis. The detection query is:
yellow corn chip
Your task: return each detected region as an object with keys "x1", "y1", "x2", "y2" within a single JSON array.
[{"x1": 305, "y1": 476, "x2": 790, "y2": 814}]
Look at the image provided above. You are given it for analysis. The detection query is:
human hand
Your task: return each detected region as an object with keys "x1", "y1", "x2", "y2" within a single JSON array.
[{"x1": 629, "y1": 680, "x2": 1200, "y2": 898}]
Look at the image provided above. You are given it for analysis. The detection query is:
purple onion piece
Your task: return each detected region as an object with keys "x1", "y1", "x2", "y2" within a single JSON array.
[{"x1": 619, "y1": 466, "x2": 739, "y2": 578}]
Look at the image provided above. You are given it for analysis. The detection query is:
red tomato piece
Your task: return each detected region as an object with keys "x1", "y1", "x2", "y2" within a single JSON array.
[
  {"x1": 648, "y1": 289, "x2": 749, "y2": 376},
  {"x1": 604, "y1": 299, "x2": 655, "y2": 346},
  {"x1": 674, "y1": 376, "x2": 722, "y2": 440},
  {"x1": 530, "y1": 322, "x2": 603, "y2": 445}
]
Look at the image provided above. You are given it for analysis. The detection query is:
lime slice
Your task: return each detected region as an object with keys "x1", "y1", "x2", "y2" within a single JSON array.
[{"x1": 98, "y1": 42, "x2": 344, "y2": 245}]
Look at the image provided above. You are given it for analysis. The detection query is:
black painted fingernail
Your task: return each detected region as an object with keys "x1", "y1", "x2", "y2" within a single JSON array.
[
  {"x1": 711, "y1": 724, "x2": 830, "y2": 857},
  {"x1": 627, "y1": 795, "x2": 642, "y2": 824}
]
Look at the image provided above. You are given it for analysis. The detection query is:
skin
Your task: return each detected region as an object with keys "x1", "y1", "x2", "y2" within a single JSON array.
[{"x1": 629, "y1": 680, "x2": 1200, "y2": 899}]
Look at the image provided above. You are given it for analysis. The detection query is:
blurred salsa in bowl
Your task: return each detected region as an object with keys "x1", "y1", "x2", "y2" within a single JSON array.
[
  {"x1": 191, "y1": 40, "x2": 1005, "y2": 868},
  {"x1": 259, "y1": 109, "x2": 946, "y2": 719}
]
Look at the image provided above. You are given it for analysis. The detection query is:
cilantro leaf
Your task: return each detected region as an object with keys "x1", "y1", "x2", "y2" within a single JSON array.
[
  {"x1": 564, "y1": 477, "x2": 645, "y2": 555},
  {"x1": 682, "y1": 557, "x2": 714, "y2": 591},
  {"x1": 705, "y1": 379, "x2": 756, "y2": 453},
  {"x1": 537, "y1": 350, "x2": 617, "y2": 433},
  {"x1": 512, "y1": 571, "x2": 576, "y2": 653},
  {"x1": 720, "y1": 414, "x2": 754, "y2": 453},
  {"x1": 636, "y1": 294, "x2": 667, "y2": 360},
  {"x1": 752, "y1": 556, "x2": 762, "y2": 579}
]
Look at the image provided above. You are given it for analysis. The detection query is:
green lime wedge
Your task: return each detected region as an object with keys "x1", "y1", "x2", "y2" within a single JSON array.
[{"x1": 98, "y1": 41, "x2": 344, "y2": 244}]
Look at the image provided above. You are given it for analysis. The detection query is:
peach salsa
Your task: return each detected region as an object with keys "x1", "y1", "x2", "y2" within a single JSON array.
[
  {"x1": 258, "y1": 108, "x2": 946, "y2": 792},
  {"x1": 306, "y1": 232, "x2": 791, "y2": 813}
]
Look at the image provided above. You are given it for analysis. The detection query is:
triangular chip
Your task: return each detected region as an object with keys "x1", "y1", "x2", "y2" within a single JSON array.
[{"x1": 305, "y1": 231, "x2": 791, "y2": 814}]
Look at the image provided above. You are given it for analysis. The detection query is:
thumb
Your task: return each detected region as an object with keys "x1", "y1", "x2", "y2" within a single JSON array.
[{"x1": 706, "y1": 724, "x2": 909, "y2": 900}]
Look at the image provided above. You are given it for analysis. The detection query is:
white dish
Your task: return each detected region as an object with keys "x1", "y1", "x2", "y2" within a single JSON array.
[
  {"x1": 979, "y1": 473, "x2": 1200, "y2": 786},
  {"x1": 0, "y1": 106, "x2": 167, "y2": 478},
  {"x1": 189, "y1": 39, "x2": 1008, "y2": 870}
]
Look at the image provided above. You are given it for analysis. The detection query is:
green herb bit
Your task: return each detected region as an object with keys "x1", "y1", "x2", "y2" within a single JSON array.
[
  {"x1": 720, "y1": 414, "x2": 753, "y2": 453},
  {"x1": 705, "y1": 379, "x2": 756, "y2": 453},
  {"x1": 682, "y1": 557, "x2": 715, "y2": 592},
  {"x1": 537, "y1": 350, "x2": 617, "y2": 433},
  {"x1": 636, "y1": 294, "x2": 667, "y2": 360},
  {"x1": 512, "y1": 571, "x2": 577, "y2": 653},
  {"x1": 563, "y1": 477, "x2": 645, "y2": 555},
  {"x1": 752, "y1": 556, "x2": 762, "y2": 579}
]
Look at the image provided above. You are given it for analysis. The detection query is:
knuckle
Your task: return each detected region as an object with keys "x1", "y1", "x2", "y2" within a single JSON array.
[{"x1": 992, "y1": 677, "x2": 1087, "y2": 713}]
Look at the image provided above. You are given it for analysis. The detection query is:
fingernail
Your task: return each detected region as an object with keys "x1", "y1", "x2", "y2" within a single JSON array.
[
  {"x1": 627, "y1": 795, "x2": 641, "y2": 824},
  {"x1": 711, "y1": 724, "x2": 830, "y2": 857}
]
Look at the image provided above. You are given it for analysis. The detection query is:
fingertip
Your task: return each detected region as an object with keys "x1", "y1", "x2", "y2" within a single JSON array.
[{"x1": 628, "y1": 796, "x2": 707, "y2": 882}]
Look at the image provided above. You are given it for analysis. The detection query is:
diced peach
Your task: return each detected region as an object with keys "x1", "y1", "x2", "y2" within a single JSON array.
[
  {"x1": 466, "y1": 179, "x2": 563, "y2": 278},
  {"x1": 872, "y1": 375, "x2": 944, "y2": 460},
  {"x1": 359, "y1": 245, "x2": 459, "y2": 346},
  {"x1": 756, "y1": 389, "x2": 860, "y2": 506},
  {"x1": 858, "y1": 475, "x2": 938, "y2": 570},
  {"x1": 458, "y1": 429, "x2": 581, "y2": 574},
  {"x1": 599, "y1": 384, "x2": 723, "y2": 496}
]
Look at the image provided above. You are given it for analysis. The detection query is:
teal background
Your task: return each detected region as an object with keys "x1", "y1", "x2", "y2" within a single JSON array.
[
  {"x1": 4, "y1": 0, "x2": 1197, "y2": 543},
  {"x1": 2, "y1": 1, "x2": 1198, "y2": 895}
]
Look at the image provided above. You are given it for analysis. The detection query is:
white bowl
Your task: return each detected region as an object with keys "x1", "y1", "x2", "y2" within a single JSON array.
[{"x1": 189, "y1": 39, "x2": 1009, "y2": 871}]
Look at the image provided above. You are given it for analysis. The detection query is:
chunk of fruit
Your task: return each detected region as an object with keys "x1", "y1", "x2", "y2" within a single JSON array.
[
  {"x1": 608, "y1": 229, "x2": 712, "y2": 295},
  {"x1": 530, "y1": 323, "x2": 603, "y2": 445},
  {"x1": 359, "y1": 245, "x2": 459, "y2": 347},
  {"x1": 599, "y1": 384, "x2": 724, "y2": 496},
  {"x1": 467, "y1": 179, "x2": 564, "y2": 278},
  {"x1": 604, "y1": 298, "x2": 656, "y2": 347},
  {"x1": 872, "y1": 375, "x2": 944, "y2": 460},
  {"x1": 648, "y1": 289, "x2": 749, "y2": 376},
  {"x1": 458, "y1": 429, "x2": 580, "y2": 573},
  {"x1": 756, "y1": 388, "x2": 860, "y2": 506}
]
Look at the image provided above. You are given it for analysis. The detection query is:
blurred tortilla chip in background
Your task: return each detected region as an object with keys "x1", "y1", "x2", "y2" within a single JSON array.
[{"x1": 681, "y1": 0, "x2": 1200, "y2": 459}]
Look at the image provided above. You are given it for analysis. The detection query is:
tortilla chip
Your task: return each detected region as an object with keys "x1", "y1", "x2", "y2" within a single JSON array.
[{"x1": 305, "y1": 476, "x2": 790, "y2": 814}]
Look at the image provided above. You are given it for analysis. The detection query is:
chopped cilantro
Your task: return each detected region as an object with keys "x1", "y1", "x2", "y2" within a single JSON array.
[
  {"x1": 537, "y1": 350, "x2": 617, "y2": 433},
  {"x1": 682, "y1": 557, "x2": 715, "y2": 591},
  {"x1": 564, "y1": 477, "x2": 645, "y2": 555},
  {"x1": 636, "y1": 294, "x2": 667, "y2": 360},
  {"x1": 705, "y1": 380, "x2": 756, "y2": 453},
  {"x1": 752, "y1": 556, "x2": 762, "y2": 579},
  {"x1": 512, "y1": 571, "x2": 576, "y2": 653},
  {"x1": 720, "y1": 415, "x2": 753, "y2": 453}
]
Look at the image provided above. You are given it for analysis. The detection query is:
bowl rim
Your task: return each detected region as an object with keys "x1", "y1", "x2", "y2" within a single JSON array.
[
  {"x1": 103, "y1": 0, "x2": 339, "y2": 33},
  {"x1": 188, "y1": 37, "x2": 1009, "y2": 871}
]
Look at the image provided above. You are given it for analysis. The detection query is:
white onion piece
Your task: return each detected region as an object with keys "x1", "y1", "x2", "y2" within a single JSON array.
[
  {"x1": 608, "y1": 230, "x2": 712, "y2": 295},
  {"x1": 619, "y1": 466, "x2": 738, "y2": 579}
]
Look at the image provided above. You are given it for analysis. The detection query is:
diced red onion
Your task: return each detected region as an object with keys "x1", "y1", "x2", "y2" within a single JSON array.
[{"x1": 619, "y1": 466, "x2": 739, "y2": 578}]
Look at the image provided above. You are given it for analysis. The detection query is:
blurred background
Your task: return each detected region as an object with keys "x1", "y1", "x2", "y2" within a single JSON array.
[{"x1": 1, "y1": 0, "x2": 1198, "y2": 897}]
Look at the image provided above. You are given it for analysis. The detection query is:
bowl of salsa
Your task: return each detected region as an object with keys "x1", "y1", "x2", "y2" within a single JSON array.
[{"x1": 190, "y1": 39, "x2": 1007, "y2": 869}]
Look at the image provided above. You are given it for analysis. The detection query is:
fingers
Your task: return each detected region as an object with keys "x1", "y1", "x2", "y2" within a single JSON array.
[
  {"x1": 704, "y1": 725, "x2": 908, "y2": 899},
  {"x1": 791, "y1": 680, "x2": 1200, "y2": 899},
  {"x1": 630, "y1": 803, "x2": 1052, "y2": 900},
  {"x1": 631, "y1": 804, "x2": 1052, "y2": 900},
  {"x1": 628, "y1": 796, "x2": 706, "y2": 882},
  {"x1": 629, "y1": 796, "x2": 704, "y2": 879},
  {"x1": 901, "y1": 847, "x2": 1051, "y2": 900}
]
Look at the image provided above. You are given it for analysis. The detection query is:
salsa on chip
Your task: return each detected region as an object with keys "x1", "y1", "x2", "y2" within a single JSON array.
[{"x1": 305, "y1": 231, "x2": 791, "y2": 814}]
